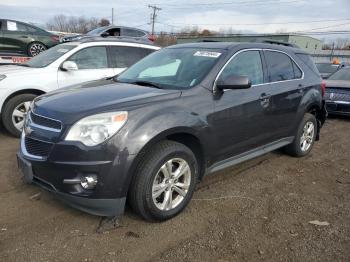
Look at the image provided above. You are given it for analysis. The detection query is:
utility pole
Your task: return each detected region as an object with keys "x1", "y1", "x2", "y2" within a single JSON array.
[
  {"x1": 148, "y1": 5, "x2": 161, "y2": 35},
  {"x1": 111, "y1": 8, "x2": 114, "y2": 25}
]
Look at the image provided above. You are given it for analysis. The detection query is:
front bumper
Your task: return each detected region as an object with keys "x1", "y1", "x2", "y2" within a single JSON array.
[
  {"x1": 325, "y1": 101, "x2": 350, "y2": 116},
  {"x1": 17, "y1": 131, "x2": 134, "y2": 217}
]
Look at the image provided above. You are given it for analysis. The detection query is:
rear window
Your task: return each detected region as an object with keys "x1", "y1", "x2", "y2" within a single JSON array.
[
  {"x1": 316, "y1": 63, "x2": 338, "y2": 74},
  {"x1": 296, "y1": 53, "x2": 319, "y2": 75},
  {"x1": 328, "y1": 68, "x2": 350, "y2": 81},
  {"x1": 122, "y1": 28, "x2": 146, "y2": 37}
]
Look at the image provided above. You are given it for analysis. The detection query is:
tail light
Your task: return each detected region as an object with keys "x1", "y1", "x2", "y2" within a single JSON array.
[
  {"x1": 321, "y1": 80, "x2": 326, "y2": 97},
  {"x1": 51, "y1": 35, "x2": 60, "y2": 42},
  {"x1": 148, "y1": 34, "x2": 156, "y2": 42}
]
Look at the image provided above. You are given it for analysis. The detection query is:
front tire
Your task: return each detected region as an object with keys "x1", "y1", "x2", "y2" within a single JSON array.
[
  {"x1": 128, "y1": 140, "x2": 198, "y2": 222},
  {"x1": 27, "y1": 42, "x2": 46, "y2": 57},
  {"x1": 2, "y1": 94, "x2": 36, "y2": 137},
  {"x1": 285, "y1": 113, "x2": 317, "y2": 157}
]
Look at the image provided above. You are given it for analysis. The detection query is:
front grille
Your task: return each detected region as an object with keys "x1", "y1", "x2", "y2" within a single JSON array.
[
  {"x1": 25, "y1": 137, "x2": 53, "y2": 157},
  {"x1": 325, "y1": 89, "x2": 350, "y2": 102},
  {"x1": 30, "y1": 112, "x2": 62, "y2": 130}
]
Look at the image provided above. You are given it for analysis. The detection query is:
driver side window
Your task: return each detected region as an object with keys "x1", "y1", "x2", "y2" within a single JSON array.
[
  {"x1": 68, "y1": 47, "x2": 108, "y2": 69},
  {"x1": 220, "y1": 50, "x2": 264, "y2": 85}
]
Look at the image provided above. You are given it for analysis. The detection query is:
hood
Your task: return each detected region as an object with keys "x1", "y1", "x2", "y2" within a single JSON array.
[
  {"x1": 0, "y1": 65, "x2": 36, "y2": 75},
  {"x1": 325, "y1": 80, "x2": 350, "y2": 89},
  {"x1": 33, "y1": 82, "x2": 181, "y2": 124}
]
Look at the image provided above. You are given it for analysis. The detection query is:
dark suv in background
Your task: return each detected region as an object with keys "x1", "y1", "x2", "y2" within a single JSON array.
[
  {"x1": 17, "y1": 42, "x2": 327, "y2": 222},
  {"x1": 0, "y1": 19, "x2": 59, "y2": 56}
]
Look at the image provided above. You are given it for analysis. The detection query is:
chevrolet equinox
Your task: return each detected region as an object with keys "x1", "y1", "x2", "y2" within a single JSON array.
[{"x1": 17, "y1": 42, "x2": 327, "y2": 221}]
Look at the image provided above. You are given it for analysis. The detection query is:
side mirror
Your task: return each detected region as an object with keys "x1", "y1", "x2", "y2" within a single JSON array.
[
  {"x1": 216, "y1": 75, "x2": 251, "y2": 90},
  {"x1": 101, "y1": 32, "x2": 109, "y2": 37},
  {"x1": 61, "y1": 61, "x2": 78, "y2": 71}
]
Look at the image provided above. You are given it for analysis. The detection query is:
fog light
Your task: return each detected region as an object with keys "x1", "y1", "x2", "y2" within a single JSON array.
[{"x1": 80, "y1": 175, "x2": 98, "y2": 189}]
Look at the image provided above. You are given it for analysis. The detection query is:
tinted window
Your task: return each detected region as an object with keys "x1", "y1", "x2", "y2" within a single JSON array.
[
  {"x1": 297, "y1": 53, "x2": 319, "y2": 75},
  {"x1": 220, "y1": 50, "x2": 264, "y2": 85},
  {"x1": 265, "y1": 51, "x2": 300, "y2": 82},
  {"x1": 292, "y1": 61, "x2": 302, "y2": 79},
  {"x1": 68, "y1": 46, "x2": 108, "y2": 69},
  {"x1": 122, "y1": 29, "x2": 146, "y2": 37},
  {"x1": 110, "y1": 46, "x2": 154, "y2": 68}
]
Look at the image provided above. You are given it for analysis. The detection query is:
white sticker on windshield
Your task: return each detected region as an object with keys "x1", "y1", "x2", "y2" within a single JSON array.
[
  {"x1": 57, "y1": 49, "x2": 69, "y2": 53},
  {"x1": 194, "y1": 51, "x2": 221, "y2": 58},
  {"x1": 7, "y1": 21, "x2": 17, "y2": 31}
]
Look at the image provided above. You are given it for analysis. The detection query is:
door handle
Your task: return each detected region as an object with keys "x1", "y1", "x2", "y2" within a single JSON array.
[
  {"x1": 20, "y1": 36, "x2": 29, "y2": 38},
  {"x1": 259, "y1": 93, "x2": 271, "y2": 100}
]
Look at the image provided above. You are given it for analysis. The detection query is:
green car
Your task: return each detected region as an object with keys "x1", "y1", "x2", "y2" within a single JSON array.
[{"x1": 0, "y1": 19, "x2": 59, "y2": 57}]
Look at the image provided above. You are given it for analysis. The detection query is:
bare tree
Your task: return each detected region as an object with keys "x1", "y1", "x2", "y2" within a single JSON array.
[{"x1": 46, "y1": 15, "x2": 101, "y2": 33}]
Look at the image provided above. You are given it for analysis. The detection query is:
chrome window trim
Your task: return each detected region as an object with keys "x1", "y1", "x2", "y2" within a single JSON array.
[
  {"x1": 213, "y1": 48, "x2": 304, "y2": 91},
  {"x1": 30, "y1": 111, "x2": 62, "y2": 132}
]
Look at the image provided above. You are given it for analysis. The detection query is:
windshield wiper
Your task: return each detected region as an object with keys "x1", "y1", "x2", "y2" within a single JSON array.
[
  {"x1": 130, "y1": 80, "x2": 163, "y2": 89},
  {"x1": 17, "y1": 64, "x2": 30, "y2": 67}
]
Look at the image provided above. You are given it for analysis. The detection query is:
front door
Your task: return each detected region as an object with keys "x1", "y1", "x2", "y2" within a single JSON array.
[
  {"x1": 57, "y1": 46, "x2": 114, "y2": 88},
  {"x1": 211, "y1": 49, "x2": 273, "y2": 163}
]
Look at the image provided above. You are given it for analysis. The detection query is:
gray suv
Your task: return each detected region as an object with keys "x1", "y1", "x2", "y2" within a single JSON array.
[{"x1": 17, "y1": 42, "x2": 327, "y2": 222}]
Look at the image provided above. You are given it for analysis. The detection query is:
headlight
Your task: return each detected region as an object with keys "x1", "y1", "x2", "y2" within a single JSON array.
[
  {"x1": 65, "y1": 111, "x2": 128, "y2": 146},
  {"x1": 0, "y1": 75, "x2": 6, "y2": 81}
]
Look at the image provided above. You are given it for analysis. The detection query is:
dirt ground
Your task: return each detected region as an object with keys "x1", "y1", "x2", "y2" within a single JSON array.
[{"x1": 0, "y1": 117, "x2": 349, "y2": 262}]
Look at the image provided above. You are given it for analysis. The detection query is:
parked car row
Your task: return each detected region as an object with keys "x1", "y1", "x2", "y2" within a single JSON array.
[{"x1": 16, "y1": 41, "x2": 327, "y2": 221}]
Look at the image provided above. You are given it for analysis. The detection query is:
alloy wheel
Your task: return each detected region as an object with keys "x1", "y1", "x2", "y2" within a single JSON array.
[
  {"x1": 300, "y1": 121, "x2": 315, "y2": 152},
  {"x1": 152, "y1": 158, "x2": 191, "y2": 211},
  {"x1": 12, "y1": 101, "x2": 31, "y2": 131},
  {"x1": 29, "y1": 43, "x2": 46, "y2": 56}
]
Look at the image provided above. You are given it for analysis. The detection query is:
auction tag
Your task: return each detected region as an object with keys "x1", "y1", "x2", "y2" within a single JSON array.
[
  {"x1": 7, "y1": 21, "x2": 17, "y2": 31},
  {"x1": 194, "y1": 51, "x2": 221, "y2": 58}
]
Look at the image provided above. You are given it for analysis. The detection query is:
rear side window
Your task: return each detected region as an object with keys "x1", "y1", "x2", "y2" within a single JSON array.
[
  {"x1": 220, "y1": 50, "x2": 264, "y2": 85},
  {"x1": 110, "y1": 46, "x2": 155, "y2": 68},
  {"x1": 264, "y1": 51, "x2": 302, "y2": 82},
  {"x1": 296, "y1": 53, "x2": 319, "y2": 75}
]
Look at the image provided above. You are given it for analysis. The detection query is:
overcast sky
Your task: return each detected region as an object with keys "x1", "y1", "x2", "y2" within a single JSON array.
[{"x1": 0, "y1": 0, "x2": 349, "y2": 39}]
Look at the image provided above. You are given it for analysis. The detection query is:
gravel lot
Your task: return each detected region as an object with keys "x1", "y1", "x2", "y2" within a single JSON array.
[{"x1": 0, "y1": 117, "x2": 349, "y2": 262}]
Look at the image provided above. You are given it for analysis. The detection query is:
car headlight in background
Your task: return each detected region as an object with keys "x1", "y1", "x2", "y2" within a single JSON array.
[
  {"x1": 0, "y1": 75, "x2": 6, "y2": 81},
  {"x1": 65, "y1": 111, "x2": 128, "y2": 146}
]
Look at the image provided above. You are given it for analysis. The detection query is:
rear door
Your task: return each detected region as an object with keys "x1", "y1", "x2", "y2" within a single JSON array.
[
  {"x1": 0, "y1": 20, "x2": 4, "y2": 53},
  {"x1": 212, "y1": 49, "x2": 273, "y2": 162},
  {"x1": 57, "y1": 46, "x2": 114, "y2": 88},
  {"x1": 262, "y1": 50, "x2": 304, "y2": 139},
  {"x1": 108, "y1": 45, "x2": 155, "y2": 75}
]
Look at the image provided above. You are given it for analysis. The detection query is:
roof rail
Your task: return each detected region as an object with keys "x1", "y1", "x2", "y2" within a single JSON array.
[{"x1": 257, "y1": 39, "x2": 300, "y2": 48}]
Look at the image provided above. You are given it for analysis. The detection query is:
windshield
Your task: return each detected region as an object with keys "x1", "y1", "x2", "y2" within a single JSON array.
[
  {"x1": 328, "y1": 67, "x2": 350, "y2": 81},
  {"x1": 86, "y1": 27, "x2": 107, "y2": 36},
  {"x1": 24, "y1": 44, "x2": 77, "y2": 68},
  {"x1": 316, "y1": 63, "x2": 339, "y2": 74},
  {"x1": 117, "y1": 48, "x2": 223, "y2": 90}
]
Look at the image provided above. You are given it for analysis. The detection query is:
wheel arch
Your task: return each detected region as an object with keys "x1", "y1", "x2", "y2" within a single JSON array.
[{"x1": 1, "y1": 89, "x2": 45, "y2": 113}]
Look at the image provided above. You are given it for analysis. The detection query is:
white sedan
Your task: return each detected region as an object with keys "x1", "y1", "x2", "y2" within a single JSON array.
[{"x1": 0, "y1": 39, "x2": 159, "y2": 136}]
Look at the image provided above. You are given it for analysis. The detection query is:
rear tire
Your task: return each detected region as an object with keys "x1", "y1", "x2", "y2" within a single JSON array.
[
  {"x1": 27, "y1": 42, "x2": 46, "y2": 57},
  {"x1": 284, "y1": 113, "x2": 317, "y2": 157},
  {"x1": 2, "y1": 94, "x2": 36, "y2": 137},
  {"x1": 128, "y1": 140, "x2": 198, "y2": 222}
]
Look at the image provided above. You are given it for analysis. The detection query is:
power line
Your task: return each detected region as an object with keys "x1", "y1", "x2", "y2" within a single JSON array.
[
  {"x1": 148, "y1": 5, "x2": 162, "y2": 35},
  {"x1": 160, "y1": 18, "x2": 350, "y2": 27}
]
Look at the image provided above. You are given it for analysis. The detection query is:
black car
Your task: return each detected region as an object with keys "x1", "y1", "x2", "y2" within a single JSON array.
[
  {"x1": 17, "y1": 42, "x2": 327, "y2": 221},
  {"x1": 325, "y1": 66, "x2": 350, "y2": 115},
  {"x1": 0, "y1": 19, "x2": 59, "y2": 57},
  {"x1": 62, "y1": 26, "x2": 154, "y2": 43}
]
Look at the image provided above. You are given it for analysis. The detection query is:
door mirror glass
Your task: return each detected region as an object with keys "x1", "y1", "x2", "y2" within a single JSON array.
[
  {"x1": 100, "y1": 32, "x2": 109, "y2": 37},
  {"x1": 216, "y1": 74, "x2": 251, "y2": 90},
  {"x1": 61, "y1": 61, "x2": 78, "y2": 71}
]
